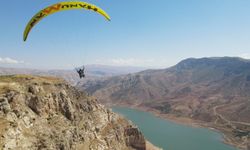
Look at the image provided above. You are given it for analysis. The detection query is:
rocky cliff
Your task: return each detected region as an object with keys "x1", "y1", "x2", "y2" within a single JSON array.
[{"x1": 0, "y1": 75, "x2": 158, "y2": 150}]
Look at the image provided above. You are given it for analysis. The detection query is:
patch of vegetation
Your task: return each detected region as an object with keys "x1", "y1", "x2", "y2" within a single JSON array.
[
  {"x1": 153, "y1": 102, "x2": 172, "y2": 114},
  {"x1": 233, "y1": 130, "x2": 250, "y2": 138}
]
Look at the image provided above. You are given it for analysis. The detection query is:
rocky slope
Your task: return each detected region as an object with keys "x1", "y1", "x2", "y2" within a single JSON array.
[
  {"x1": 0, "y1": 75, "x2": 159, "y2": 150},
  {"x1": 78, "y1": 57, "x2": 250, "y2": 150}
]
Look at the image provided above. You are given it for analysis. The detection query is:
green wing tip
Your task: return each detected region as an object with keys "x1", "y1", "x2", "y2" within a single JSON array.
[
  {"x1": 23, "y1": 33, "x2": 28, "y2": 41},
  {"x1": 23, "y1": 36, "x2": 27, "y2": 42}
]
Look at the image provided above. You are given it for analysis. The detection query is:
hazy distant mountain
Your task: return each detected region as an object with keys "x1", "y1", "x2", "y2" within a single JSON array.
[
  {"x1": 79, "y1": 57, "x2": 250, "y2": 123},
  {"x1": 0, "y1": 65, "x2": 146, "y2": 85},
  {"x1": 85, "y1": 64, "x2": 146, "y2": 76}
]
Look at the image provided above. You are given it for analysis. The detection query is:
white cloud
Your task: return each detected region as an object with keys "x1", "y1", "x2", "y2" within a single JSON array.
[
  {"x1": 110, "y1": 58, "x2": 154, "y2": 66},
  {"x1": 239, "y1": 53, "x2": 250, "y2": 59},
  {"x1": 94, "y1": 58, "x2": 171, "y2": 68},
  {"x1": 238, "y1": 53, "x2": 250, "y2": 59},
  {"x1": 0, "y1": 57, "x2": 25, "y2": 64}
]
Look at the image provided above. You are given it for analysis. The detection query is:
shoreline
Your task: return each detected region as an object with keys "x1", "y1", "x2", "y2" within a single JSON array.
[{"x1": 111, "y1": 104, "x2": 245, "y2": 150}]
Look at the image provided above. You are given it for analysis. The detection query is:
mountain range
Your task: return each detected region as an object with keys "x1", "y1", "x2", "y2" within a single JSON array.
[
  {"x1": 77, "y1": 57, "x2": 250, "y2": 150},
  {"x1": 1, "y1": 57, "x2": 249, "y2": 149},
  {"x1": 0, "y1": 65, "x2": 145, "y2": 85}
]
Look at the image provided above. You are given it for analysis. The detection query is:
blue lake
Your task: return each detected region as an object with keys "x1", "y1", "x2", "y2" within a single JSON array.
[{"x1": 112, "y1": 107, "x2": 238, "y2": 150}]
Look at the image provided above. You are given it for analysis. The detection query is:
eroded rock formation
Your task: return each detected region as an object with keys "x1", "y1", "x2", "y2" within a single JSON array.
[{"x1": 0, "y1": 75, "x2": 157, "y2": 150}]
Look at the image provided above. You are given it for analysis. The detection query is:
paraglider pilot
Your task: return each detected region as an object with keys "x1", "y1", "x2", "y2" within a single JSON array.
[{"x1": 76, "y1": 66, "x2": 85, "y2": 79}]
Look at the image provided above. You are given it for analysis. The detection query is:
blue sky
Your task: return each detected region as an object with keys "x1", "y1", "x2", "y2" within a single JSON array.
[{"x1": 0, "y1": 0, "x2": 250, "y2": 69}]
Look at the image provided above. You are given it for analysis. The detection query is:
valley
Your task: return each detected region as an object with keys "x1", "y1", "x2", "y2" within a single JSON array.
[
  {"x1": 1, "y1": 57, "x2": 249, "y2": 149},
  {"x1": 78, "y1": 57, "x2": 250, "y2": 150}
]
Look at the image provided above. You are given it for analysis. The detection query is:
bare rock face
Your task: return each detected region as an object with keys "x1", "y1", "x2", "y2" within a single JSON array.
[
  {"x1": 0, "y1": 75, "x2": 154, "y2": 150},
  {"x1": 124, "y1": 127, "x2": 146, "y2": 150},
  {"x1": 0, "y1": 97, "x2": 11, "y2": 114}
]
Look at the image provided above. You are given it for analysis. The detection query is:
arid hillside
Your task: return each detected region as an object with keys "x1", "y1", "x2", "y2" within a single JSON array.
[
  {"x1": 78, "y1": 57, "x2": 250, "y2": 150},
  {"x1": 0, "y1": 75, "x2": 159, "y2": 150}
]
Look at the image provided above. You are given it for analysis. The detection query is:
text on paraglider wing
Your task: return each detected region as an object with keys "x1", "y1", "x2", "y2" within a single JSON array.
[{"x1": 23, "y1": 1, "x2": 110, "y2": 41}]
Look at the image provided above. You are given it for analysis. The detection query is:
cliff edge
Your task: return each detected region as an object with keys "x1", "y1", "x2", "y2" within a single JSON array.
[{"x1": 0, "y1": 75, "x2": 159, "y2": 150}]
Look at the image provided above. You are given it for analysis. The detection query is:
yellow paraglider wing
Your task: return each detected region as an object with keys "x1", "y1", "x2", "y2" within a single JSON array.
[{"x1": 23, "y1": 1, "x2": 110, "y2": 41}]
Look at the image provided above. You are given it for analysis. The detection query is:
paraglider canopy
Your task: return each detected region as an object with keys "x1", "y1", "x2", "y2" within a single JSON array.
[{"x1": 23, "y1": 1, "x2": 111, "y2": 41}]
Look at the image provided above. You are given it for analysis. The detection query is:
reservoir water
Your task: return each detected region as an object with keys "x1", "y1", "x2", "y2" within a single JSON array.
[{"x1": 112, "y1": 107, "x2": 238, "y2": 150}]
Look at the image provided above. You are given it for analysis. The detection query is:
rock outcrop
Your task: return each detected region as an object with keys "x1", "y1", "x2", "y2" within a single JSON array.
[{"x1": 0, "y1": 75, "x2": 157, "y2": 150}]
